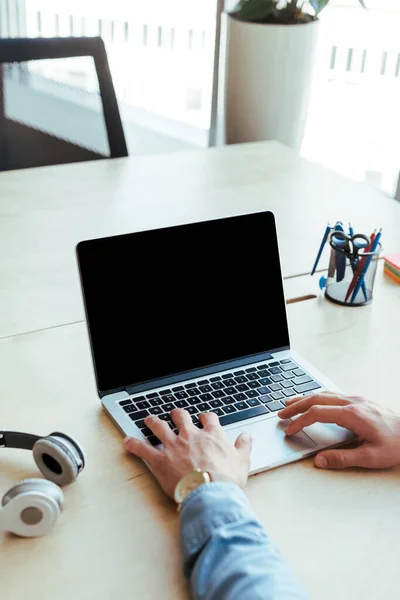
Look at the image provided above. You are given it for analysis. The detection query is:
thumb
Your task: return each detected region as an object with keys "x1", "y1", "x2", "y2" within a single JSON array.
[
  {"x1": 235, "y1": 432, "x2": 253, "y2": 459},
  {"x1": 315, "y1": 447, "x2": 370, "y2": 470}
]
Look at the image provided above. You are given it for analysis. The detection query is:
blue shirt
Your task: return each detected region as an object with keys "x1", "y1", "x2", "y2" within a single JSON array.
[{"x1": 180, "y1": 482, "x2": 310, "y2": 600}]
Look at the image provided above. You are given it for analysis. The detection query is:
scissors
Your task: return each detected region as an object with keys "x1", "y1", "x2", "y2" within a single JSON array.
[{"x1": 329, "y1": 230, "x2": 370, "y2": 297}]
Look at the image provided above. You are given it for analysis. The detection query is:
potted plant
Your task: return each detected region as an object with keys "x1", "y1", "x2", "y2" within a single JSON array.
[{"x1": 225, "y1": 0, "x2": 365, "y2": 149}]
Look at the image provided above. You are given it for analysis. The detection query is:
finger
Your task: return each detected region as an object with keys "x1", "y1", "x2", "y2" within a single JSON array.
[
  {"x1": 124, "y1": 436, "x2": 159, "y2": 462},
  {"x1": 199, "y1": 411, "x2": 220, "y2": 430},
  {"x1": 279, "y1": 393, "x2": 351, "y2": 419},
  {"x1": 144, "y1": 415, "x2": 174, "y2": 445},
  {"x1": 314, "y1": 446, "x2": 374, "y2": 470},
  {"x1": 171, "y1": 408, "x2": 194, "y2": 434},
  {"x1": 284, "y1": 391, "x2": 345, "y2": 407},
  {"x1": 284, "y1": 405, "x2": 365, "y2": 436},
  {"x1": 235, "y1": 432, "x2": 253, "y2": 460}
]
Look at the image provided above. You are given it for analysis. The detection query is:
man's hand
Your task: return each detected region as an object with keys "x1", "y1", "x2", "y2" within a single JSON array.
[
  {"x1": 278, "y1": 392, "x2": 400, "y2": 470},
  {"x1": 124, "y1": 409, "x2": 252, "y2": 498}
]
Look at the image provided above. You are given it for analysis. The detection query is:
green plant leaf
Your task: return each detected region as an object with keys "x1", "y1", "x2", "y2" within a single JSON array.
[
  {"x1": 309, "y1": 0, "x2": 329, "y2": 15},
  {"x1": 233, "y1": 0, "x2": 276, "y2": 23}
]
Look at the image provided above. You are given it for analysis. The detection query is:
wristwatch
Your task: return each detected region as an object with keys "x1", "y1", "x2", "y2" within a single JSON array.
[
  {"x1": 174, "y1": 469, "x2": 237, "y2": 510},
  {"x1": 174, "y1": 469, "x2": 211, "y2": 510}
]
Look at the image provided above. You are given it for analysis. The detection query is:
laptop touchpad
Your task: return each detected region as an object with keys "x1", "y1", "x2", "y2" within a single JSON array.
[{"x1": 224, "y1": 417, "x2": 317, "y2": 473}]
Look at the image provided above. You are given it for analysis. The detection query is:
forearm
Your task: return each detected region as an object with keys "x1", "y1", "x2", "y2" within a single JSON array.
[{"x1": 180, "y1": 483, "x2": 310, "y2": 600}]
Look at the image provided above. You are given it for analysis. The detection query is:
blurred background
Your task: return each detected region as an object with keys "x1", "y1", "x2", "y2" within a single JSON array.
[{"x1": 1, "y1": 0, "x2": 399, "y2": 197}]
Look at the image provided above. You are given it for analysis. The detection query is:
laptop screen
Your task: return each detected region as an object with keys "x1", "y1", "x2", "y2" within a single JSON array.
[{"x1": 77, "y1": 211, "x2": 289, "y2": 394}]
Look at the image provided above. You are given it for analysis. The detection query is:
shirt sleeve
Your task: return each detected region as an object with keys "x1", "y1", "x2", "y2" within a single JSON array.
[{"x1": 180, "y1": 482, "x2": 310, "y2": 600}]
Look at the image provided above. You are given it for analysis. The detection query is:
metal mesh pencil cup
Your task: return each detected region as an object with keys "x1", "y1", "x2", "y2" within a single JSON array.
[{"x1": 325, "y1": 243, "x2": 382, "y2": 306}]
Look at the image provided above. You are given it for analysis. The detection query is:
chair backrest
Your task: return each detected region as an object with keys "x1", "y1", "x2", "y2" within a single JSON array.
[{"x1": 0, "y1": 37, "x2": 128, "y2": 172}]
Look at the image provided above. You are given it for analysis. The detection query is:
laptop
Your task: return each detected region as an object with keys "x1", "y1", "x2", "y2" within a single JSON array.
[{"x1": 76, "y1": 210, "x2": 353, "y2": 474}]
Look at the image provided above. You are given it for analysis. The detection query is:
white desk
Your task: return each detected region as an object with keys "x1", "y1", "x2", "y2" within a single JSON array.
[
  {"x1": 1, "y1": 271, "x2": 400, "y2": 600},
  {"x1": 1, "y1": 140, "x2": 400, "y2": 339}
]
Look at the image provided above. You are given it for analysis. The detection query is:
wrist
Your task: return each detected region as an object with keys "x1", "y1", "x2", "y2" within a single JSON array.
[{"x1": 174, "y1": 469, "x2": 239, "y2": 509}]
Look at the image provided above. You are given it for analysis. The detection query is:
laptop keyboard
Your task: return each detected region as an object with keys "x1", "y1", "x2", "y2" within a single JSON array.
[{"x1": 119, "y1": 358, "x2": 321, "y2": 446}]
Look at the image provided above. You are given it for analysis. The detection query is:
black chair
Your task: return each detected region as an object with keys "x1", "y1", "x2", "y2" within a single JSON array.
[{"x1": 0, "y1": 37, "x2": 128, "y2": 172}]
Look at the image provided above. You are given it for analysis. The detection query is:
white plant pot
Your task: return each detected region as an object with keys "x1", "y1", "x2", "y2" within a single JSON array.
[{"x1": 225, "y1": 14, "x2": 319, "y2": 150}]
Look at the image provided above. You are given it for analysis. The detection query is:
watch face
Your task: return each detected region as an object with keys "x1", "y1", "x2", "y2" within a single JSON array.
[{"x1": 174, "y1": 470, "x2": 210, "y2": 504}]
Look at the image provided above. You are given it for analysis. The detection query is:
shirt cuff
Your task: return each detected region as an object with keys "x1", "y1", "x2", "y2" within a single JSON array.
[{"x1": 180, "y1": 482, "x2": 260, "y2": 560}]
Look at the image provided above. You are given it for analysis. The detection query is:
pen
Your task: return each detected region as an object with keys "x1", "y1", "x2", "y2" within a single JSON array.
[
  {"x1": 345, "y1": 229, "x2": 376, "y2": 303},
  {"x1": 311, "y1": 223, "x2": 331, "y2": 276},
  {"x1": 350, "y1": 229, "x2": 382, "y2": 303}
]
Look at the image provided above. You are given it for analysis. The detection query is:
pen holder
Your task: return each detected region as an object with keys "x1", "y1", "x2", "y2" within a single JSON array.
[{"x1": 324, "y1": 244, "x2": 382, "y2": 306}]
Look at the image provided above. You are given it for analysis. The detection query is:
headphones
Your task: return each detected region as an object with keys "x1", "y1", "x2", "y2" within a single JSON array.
[{"x1": 0, "y1": 430, "x2": 85, "y2": 538}]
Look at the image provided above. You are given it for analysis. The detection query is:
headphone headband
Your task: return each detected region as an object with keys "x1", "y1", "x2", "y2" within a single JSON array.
[{"x1": 0, "y1": 431, "x2": 41, "y2": 450}]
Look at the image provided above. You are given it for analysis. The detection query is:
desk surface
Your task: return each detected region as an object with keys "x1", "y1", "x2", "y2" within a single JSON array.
[
  {"x1": 1, "y1": 268, "x2": 400, "y2": 600},
  {"x1": 1, "y1": 140, "x2": 400, "y2": 339}
]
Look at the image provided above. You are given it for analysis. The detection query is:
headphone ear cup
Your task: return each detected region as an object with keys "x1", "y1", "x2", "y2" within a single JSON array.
[
  {"x1": 33, "y1": 437, "x2": 79, "y2": 486},
  {"x1": 1, "y1": 479, "x2": 64, "y2": 538}
]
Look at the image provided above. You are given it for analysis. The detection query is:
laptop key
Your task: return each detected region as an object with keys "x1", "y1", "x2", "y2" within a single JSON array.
[
  {"x1": 283, "y1": 389, "x2": 296, "y2": 397},
  {"x1": 223, "y1": 396, "x2": 235, "y2": 405},
  {"x1": 188, "y1": 396, "x2": 202, "y2": 406},
  {"x1": 269, "y1": 383, "x2": 282, "y2": 392},
  {"x1": 219, "y1": 405, "x2": 269, "y2": 426},
  {"x1": 222, "y1": 373, "x2": 234, "y2": 379},
  {"x1": 236, "y1": 383, "x2": 249, "y2": 392},
  {"x1": 259, "y1": 394, "x2": 273, "y2": 404},
  {"x1": 282, "y1": 380, "x2": 295, "y2": 388},
  {"x1": 149, "y1": 406, "x2": 163, "y2": 415},
  {"x1": 234, "y1": 376, "x2": 247, "y2": 384},
  {"x1": 163, "y1": 403, "x2": 175, "y2": 412},
  {"x1": 245, "y1": 390, "x2": 258, "y2": 398},
  {"x1": 198, "y1": 379, "x2": 210, "y2": 385},
  {"x1": 187, "y1": 388, "x2": 201, "y2": 397},
  {"x1": 210, "y1": 399, "x2": 223, "y2": 408},
  {"x1": 293, "y1": 375, "x2": 312, "y2": 386},
  {"x1": 175, "y1": 400, "x2": 189, "y2": 409},
  {"x1": 233, "y1": 370, "x2": 245, "y2": 376},
  {"x1": 270, "y1": 391, "x2": 284, "y2": 400},
  {"x1": 197, "y1": 402, "x2": 211, "y2": 412},
  {"x1": 246, "y1": 373, "x2": 258, "y2": 381},
  {"x1": 258, "y1": 370, "x2": 270, "y2": 378},
  {"x1": 210, "y1": 376, "x2": 221, "y2": 382},
  {"x1": 175, "y1": 391, "x2": 189, "y2": 400},
  {"x1": 247, "y1": 398, "x2": 261, "y2": 407},
  {"x1": 259, "y1": 377, "x2": 272, "y2": 385},
  {"x1": 233, "y1": 392, "x2": 247, "y2": 402},
  {"x1": 280, "y1": 359, "x2": 292, "y2": 364},
  {"x1": 146, "y1": 392, "x2": 159, "y2": 399},
  {"x1": 282, "y1": 372, "x2": 295, "y2": 380},
  {"x1": 256, "y1": 364, "x2": 268, "y2": 370},
  {"x1": 172, "y1": 386, "x2": 184, "y2": 392},
  {"x1": 187, "y1": 406, "x2": 199, "y2": 415},
  {"x1": 258, "y1": 386, "x2": 271, "y2": 395},
  {"x1": 234, "y1": 401, "x2": 248, "y2": 411},
  {"x1": 147, "y1": 435, "x2": 161, "y2": 446},
  {"x1": 212, "y1": 390, "x2": 226, "y2": 398},
  {"x1": 199, "y1": 393, "x2": 213, "y2": 402},
  {"x1": 199, "y1": 385, "x2": 212, "y2": 393},
  {"x1": 245, "y1": 367, "x2": 257, "y2": 373},
  {"x1": 212, "y1": 408, "x2": 224, "y2": 417},
  {"x1": 150, "y1": 398, "x2": 163, "y2": 406},
  {"x1": 267, "y1": 401, "x2": 284, "y2": 412},
  {"x1": 211, "y1": 381, "x2": 224, "y2": 390},
  {"x1": 293, "y1": 368, "x2": 305, "y2": 377},
  {"x1": 248, "y1": 381, "x2": 261, "y2": 389},
  {"x1": 141, "y1": 427, "x2": 153, "y2": 437},
  {"x1": 185, "y1": 382, "x2": 196, "y2": 389},
  {"x1": 224, "y1": 387, "x2": 236, "y2": 395},
  {"x1": 280, "y1": 363, "x2": 297, "y2": 372},
  {"x1": 269, "y1": 367, "x2": 282, "y2": 374},
  {"x1": 222, "y1": 405, "x2": 237, "y2": 414},
  {"x1": 269, "y1": 361, "x2": 280, "y2": 367},
  {"x1": 123, "y1": 405, "x2": 137, "y2": 414},
  {"x1": 120, "y1": 400, "x2": 133, "y2": 407},
  {"x1": 159, "y1": 389, "x2": 172, "y2": 395},
  {"x1": 136, "y1": 400, "x2": 150, "y2": 410},
  {"x1": 129, "y1": 410, "x2": 150, "y2": 422},
  {"x1": 293, "y1": 382, "x2": 321, "y2": 394},
  {"x1": 270, "y1": 374, "x2": 283, "y2": 383},
  {"x1": 195, "y1": 422, "x2": 204, "y2": 429},
  {"x1": 159, "y1": 413, "x2": 171, "y2": 422}
]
